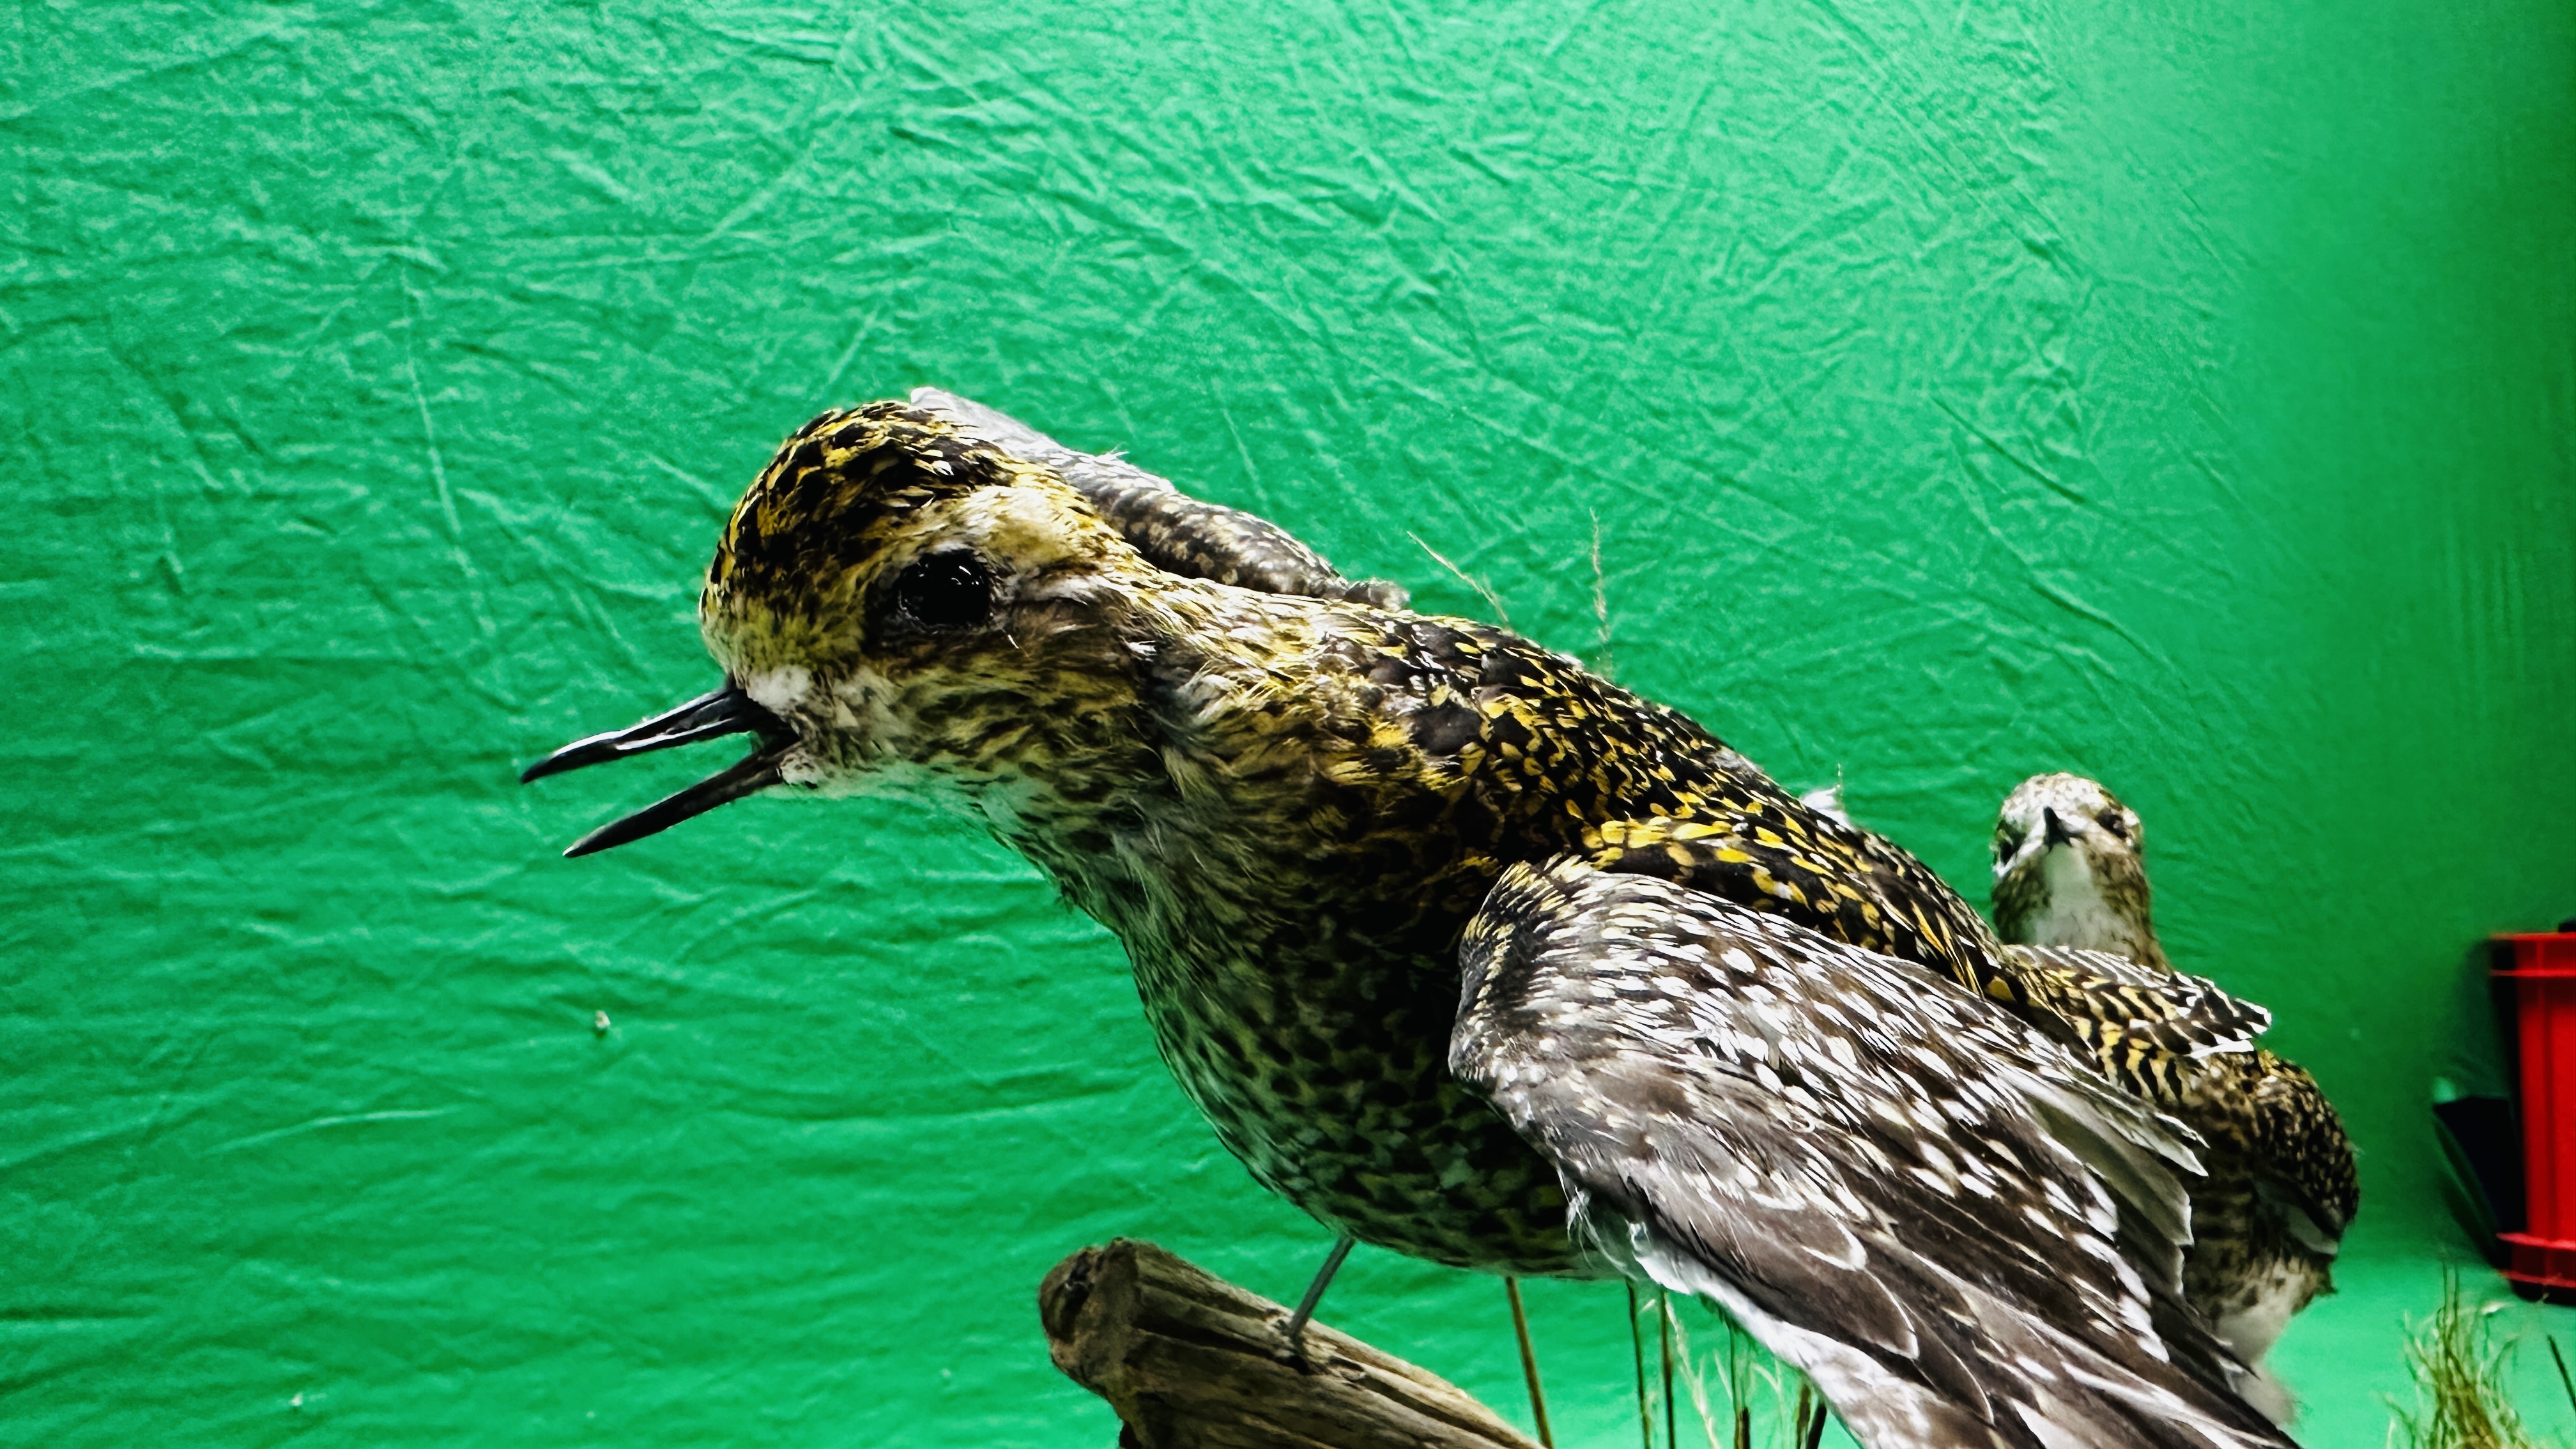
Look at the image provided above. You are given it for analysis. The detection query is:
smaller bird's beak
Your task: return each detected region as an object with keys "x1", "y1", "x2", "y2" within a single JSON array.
[
  {"x1": 521, "y1": 684, "x2": 793, "y2": 857},
  {"x1": 2041, "y1": 806, "x2": 2075, "y2": 849}
]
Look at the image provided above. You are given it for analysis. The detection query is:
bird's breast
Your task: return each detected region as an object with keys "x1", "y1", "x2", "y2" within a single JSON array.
[{"x1": 1021, "y1": 785, "x2": 1583, "y2": 1273}]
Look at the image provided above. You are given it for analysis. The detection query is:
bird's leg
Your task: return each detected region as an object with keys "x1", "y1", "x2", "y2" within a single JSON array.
[
  {"x1": 1279, "y1": 1234, "x2": 1356, "y2": 1351},
  {"x1": 1659, "y1": 1290, "x2": 1676, "y2": 1449},
  {"x1": 1504, "y1": 1276, "x2": 1554, "y2": 1448},
  {"x1": 1629, "y1": 1282, "x2": 1653, "y2": 1449}
]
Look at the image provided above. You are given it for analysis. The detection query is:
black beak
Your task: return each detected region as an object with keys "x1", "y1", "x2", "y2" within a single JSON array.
[
  {"x1": 521, "y1": 684, "x2": 793, "y2": 857},
  {"x1": 2041, "y1": 806, "x2": 2074, "y2": 849}
]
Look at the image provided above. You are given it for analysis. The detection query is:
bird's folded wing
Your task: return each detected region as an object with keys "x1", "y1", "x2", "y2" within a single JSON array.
[
  {"x1": 908, "y1": 388, "x2": 1409, "y2": 610},
  {"x1": 2004, "y1": 949, "x2": 2356, "y2": 1250},
  {"x1": 2000, "y1": 944, "x2": 2274, "y2": 1060},
  {"x1": 1451, "y1": 857, "x2": 2293, "y2": 1449},
  {"x1": 2241, "y1": 1054, "x2": 2361, "y2": 1246}
]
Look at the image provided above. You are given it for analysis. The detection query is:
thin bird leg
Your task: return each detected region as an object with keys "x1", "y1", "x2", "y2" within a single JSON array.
[
  {"x1": 1280, "y1": 1234, "x2": 1356, "y2": 1346},
  {"x1": 1629, "y1": 1282, "x2": 1653, "y2": 1449},
  {"x1": 1731, "y1": 1325, "x2": 1751, "y2": 1449},
  {"x1": 1504, "y1": 1276, "x2": 1555, "y2": 1448},
  {"x1": 1659, "y1": 1291, "x2": 1675, "y2": 1449}
]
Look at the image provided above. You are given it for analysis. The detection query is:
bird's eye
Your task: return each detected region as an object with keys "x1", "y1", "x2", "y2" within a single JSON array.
[
  {"x1": 1993, "y1": 824, "x2": 2021, "y2": 859},
  {"x1": 894, "y1": 552, "x2": 993, "y2": 629},
  {"x1": 2097, "y1": 809, "x2": 2129, "y2": 839}
]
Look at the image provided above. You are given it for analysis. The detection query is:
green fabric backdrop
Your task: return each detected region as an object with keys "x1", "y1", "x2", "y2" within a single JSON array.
[{"x1": 6, "y1": 1, "x2": 2573, "y2": 1445}]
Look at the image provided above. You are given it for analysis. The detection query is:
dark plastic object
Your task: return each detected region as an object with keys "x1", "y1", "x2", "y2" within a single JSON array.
[
  {"x1": 2433, "y1": 1094, "x2": 2524, "y2": 1264},
  {"x1": 2494, "y1": 931, "x2": 2576, "y2": 1302}
]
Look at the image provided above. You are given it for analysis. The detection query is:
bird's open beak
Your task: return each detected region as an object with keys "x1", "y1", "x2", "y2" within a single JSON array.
[
  {"x1": 521, "y1": 684, "x2": 793, "y2": 858},
  {"x1": 2041, "y1": 806, "x2": 2074, "y2": 849}
]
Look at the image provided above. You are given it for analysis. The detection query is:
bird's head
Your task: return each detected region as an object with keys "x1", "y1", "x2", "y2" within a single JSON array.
[
  {"x1": 1992, "y1": 772, "x2": 2145, "y2": 878},
  {"x1": 523, "y1": 402, "x2": 1174, "y2": 855},
  {"x1": 1989, "y1": 772, "x2": 2159, "y2": 958}
]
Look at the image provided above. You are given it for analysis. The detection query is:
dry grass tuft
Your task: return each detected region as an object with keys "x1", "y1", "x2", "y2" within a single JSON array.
[
  {"x1": 2391, "y1": 1272, "x2": 2557, "y2": 1449},
  {"x1": 1644, "y1": 1296, "x2": 1832, "y2": 1449}
]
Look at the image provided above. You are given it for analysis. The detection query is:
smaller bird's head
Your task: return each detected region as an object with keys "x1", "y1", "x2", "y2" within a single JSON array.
[
  {"x1": 1991, "y1": 772, "x2": 2144, "y2": 877},
  {"x1": 1989, "y1": 772, "x2": 2161, "y2": 962},
  {"x1": 523, "y1": 402, "x2": 1174, "y2": 855}
]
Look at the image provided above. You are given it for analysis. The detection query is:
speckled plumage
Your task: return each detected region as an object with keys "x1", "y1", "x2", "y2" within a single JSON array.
[
  {"x1": 909, "y1": 387, "x2": 1412, "y2": 611},
  {"x1": 1457, "y1": 860, "x2": 2285, "y2": 1449},
  {"x1": 532, "y1": 401, "x2": 2294, "y2": 1446},
  {"x1": 1992, "y1": 774, "x2": 2358, "y2": 1422}
]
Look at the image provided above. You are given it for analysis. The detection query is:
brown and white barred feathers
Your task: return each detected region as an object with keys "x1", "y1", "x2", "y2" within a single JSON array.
[{"x1": 1992, "y1": 773, "x2": 2359, "y2": 1424}]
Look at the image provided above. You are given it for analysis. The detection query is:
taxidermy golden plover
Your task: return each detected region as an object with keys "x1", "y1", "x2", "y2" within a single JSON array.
[
  {"x1": 1991, "y1": 772, "x2": 2358, "y2": 1424},
  {"x1": 524, "y1": 398, "x2": 2296, "y2": 1448}
]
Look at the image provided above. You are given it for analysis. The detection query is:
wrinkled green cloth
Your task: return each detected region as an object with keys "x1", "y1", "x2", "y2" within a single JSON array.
[{"x1": 4, "y1": 1, "x2": 2572, "y2": 1445}]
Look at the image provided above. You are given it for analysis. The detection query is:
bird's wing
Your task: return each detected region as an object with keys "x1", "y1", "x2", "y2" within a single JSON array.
[
  {"x1": 1452, "y1": 857, "x2": 2293, "y2": 1449},
  {"x1": 2239, "y1": 1052, "x2": 2361, "y2": 1246},
  {"x1": 908, "y1": 388, "x2": 1409, "y2": 609},
  {"x1": 2000, "y1": 944, "x2": 2274, "y2": 1061},
  {"x1": 2000, "y1": 949, "x2": 2355, "y2": 1256}
]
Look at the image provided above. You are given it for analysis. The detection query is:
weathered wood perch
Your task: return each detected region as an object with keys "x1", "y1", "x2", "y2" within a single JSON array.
[{"x1": 1040, "y1": 1238, "x2": 1543, "y2": 1449}]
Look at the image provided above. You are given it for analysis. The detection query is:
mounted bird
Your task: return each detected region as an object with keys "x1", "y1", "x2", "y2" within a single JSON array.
[
  {"x1": 1991, "y1": 772, "x2": 2358, "y2": 1423},
  {"x1": 523, "y1": 395, "x2": 2294, "y2": 1448}
]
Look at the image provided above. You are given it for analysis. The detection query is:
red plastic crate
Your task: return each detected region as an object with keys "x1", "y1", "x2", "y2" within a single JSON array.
[{"x1": 2495, "y1": 931, "x2": 2576, "y2": 1298}]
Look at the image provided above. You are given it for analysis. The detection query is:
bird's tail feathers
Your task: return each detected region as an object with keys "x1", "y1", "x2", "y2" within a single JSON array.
[
  {"x1": 2018, "y1": 1074, "x2": 2199, "y2": 1280},
  {"x1": 1611, "y1": 1214, "x2": 2292, "y2": 1449}
]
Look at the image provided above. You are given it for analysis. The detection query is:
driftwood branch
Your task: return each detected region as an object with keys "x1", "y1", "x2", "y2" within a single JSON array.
[{"x1": 1040, "y1": 1238, "x2": 1542, "y2": 1449}]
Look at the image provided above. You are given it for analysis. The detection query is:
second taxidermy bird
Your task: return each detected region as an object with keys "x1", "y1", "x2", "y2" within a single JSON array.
[
  {"x1": 1993, "y1": 772, "x2": 2358, "y2": 1424},
  {"x1": 525, "y1": 397, "x2": 2297, "y2": 1449}
]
